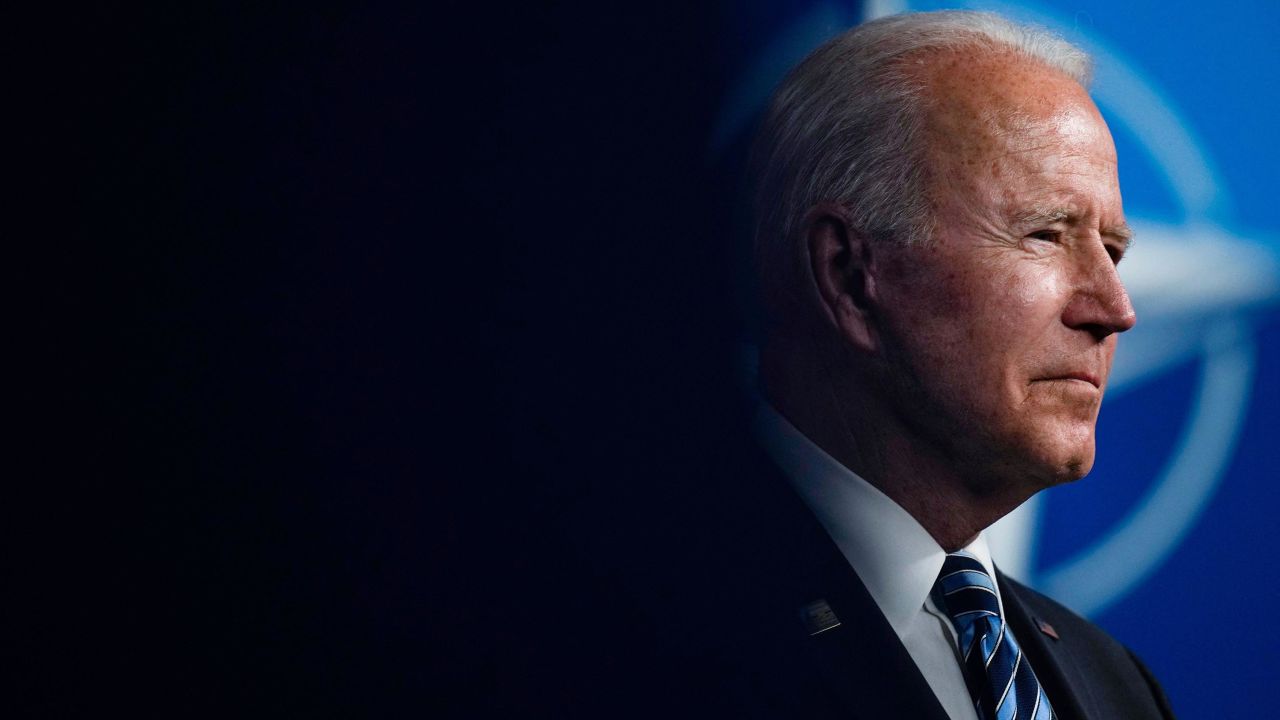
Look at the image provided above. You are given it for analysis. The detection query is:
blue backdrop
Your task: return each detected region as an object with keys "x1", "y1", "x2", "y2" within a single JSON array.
[{"x1": 715, "y1": 1, "x2": 1280, "y2": 714}]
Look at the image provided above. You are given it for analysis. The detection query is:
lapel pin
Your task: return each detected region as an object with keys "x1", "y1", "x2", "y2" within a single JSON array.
[
  {"x1": 1035, "y1": 616, "x2": 1060, "y2": 640},
  {"x1": 800, "y1": 598, "x2": 841, "y2": 636}
]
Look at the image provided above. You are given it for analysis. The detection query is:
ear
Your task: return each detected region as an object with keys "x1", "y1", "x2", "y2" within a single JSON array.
[{"x1": 804, "y1": 204, "x2": 880, "y2": 352}]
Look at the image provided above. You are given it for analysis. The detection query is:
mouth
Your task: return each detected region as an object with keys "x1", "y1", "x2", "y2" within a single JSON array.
[{"x1": 1035, "y1": 371, "x2": 1101, "y2": 389}]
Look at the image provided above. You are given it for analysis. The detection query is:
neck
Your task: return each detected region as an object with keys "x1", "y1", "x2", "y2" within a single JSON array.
[{"x1": 761, "y1": 347, "x2": 1028, "y2": 552}]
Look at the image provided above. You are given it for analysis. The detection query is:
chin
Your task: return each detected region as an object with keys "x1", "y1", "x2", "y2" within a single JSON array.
[
  {"x1": 1057, "y1": 457, "x2": 1094, "y2": 483},
  {"x1": 969, "y1": 443, "x2": 1093, "y2": 502},
  {"x1": 1039, "y1": 444, "x2": 1096, "y2": 486},
  {"x1": 1027, "y1": 418, "x2": 1099, "y2": 485},
  {"x1": 994, "y1": 435, "x2": 1096, "y2": 494}
]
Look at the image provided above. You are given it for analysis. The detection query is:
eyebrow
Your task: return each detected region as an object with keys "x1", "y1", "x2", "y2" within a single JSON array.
[
  {"x1": 1018, "y1": 208, "x2": 1071, "y2": 225},
  {"x1": 1016, "y1": 207, "x2": 1135, "y2": 251},
  {"x1": 1104, "y1": 223, "x2": 1135, "y2": 248}
]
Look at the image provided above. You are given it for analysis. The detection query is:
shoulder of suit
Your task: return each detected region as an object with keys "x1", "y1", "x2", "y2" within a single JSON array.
[
  {"x1": 997, "y1": 571, "x2": 1177, "y2": 718},
  {"x1": 997, "y1": 571, "x2": 1130, "y2": 652},
  {"x1": 997, "y1": 570, "x2": 1154, "y2": 687}
]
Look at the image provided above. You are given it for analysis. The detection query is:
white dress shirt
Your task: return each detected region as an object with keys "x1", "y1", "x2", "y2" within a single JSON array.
[{"x1": 755, "y1": 402, "x2": 1002, "y2": 720}]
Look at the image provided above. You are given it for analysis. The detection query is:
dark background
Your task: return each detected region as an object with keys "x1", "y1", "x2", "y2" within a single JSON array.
[{"x1": 21, "y1": 3, "x2": 746, "y2": 716}]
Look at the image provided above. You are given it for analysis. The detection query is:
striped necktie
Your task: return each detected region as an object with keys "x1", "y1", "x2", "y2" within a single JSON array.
[{"x1": 932, "y1": 551, "x2": 1056, "y2": 720}]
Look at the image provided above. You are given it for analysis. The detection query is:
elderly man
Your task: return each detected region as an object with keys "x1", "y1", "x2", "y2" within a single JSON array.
[{"x1": 727, "y1": 10, "x2": 1176, "y2": 720}]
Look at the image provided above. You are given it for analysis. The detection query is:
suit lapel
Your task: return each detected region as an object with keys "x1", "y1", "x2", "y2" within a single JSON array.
[
  {"x1": 733, "y1": 440, "x2": 1112, "y2": 720},
  {"x1": 747, "y1": 454, "x2": 951, "y2": 720},
  {"x1": 997, "y1": 570, "x2": 1092, "y2": 720},
  {"x1": 798, "y1": 552, "x2": 952, "y2": 719}
]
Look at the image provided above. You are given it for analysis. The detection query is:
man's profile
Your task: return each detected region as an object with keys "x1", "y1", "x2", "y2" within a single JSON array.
[{"x1": 662, "y1": 10, "x2": 1177, "y2": 718}]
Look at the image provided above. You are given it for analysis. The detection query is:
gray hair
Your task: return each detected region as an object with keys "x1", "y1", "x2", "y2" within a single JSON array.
[{"x1": 752, "y1": 10, "x2": 1091, "y2": 323}]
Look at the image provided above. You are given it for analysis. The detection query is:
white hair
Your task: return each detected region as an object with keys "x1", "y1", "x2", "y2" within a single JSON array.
[{"x1": 752, "y1": 10, "x2": 1091, "y2": 323}]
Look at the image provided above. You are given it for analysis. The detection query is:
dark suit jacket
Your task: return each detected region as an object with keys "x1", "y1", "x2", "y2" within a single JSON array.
[{"x1": 629, "y1": 443, "x2": 1177, "y2": 719}]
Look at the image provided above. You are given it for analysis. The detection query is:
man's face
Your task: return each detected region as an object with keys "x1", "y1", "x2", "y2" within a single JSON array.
[{"x1": 873, "y1": 53, "x2": 1135, "y2": 493}]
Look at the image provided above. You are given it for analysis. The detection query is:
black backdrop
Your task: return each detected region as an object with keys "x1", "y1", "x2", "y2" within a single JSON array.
[{"x1": 21, "y1": 3, "x2": 756, "y2": 716}]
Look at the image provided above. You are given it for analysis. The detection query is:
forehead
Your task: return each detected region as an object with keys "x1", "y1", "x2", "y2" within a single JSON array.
[
  {"x1": 911, "y1": 49, "x2": 1120, "y2": 214},
  {"x1": 915, "y1": 49, "x2": 1114, "y2": 164}
]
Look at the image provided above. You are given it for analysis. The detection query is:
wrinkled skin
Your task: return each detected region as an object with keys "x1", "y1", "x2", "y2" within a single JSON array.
[{"x1": 873, "y1": 51, "x2": 1136, "y2": 499}]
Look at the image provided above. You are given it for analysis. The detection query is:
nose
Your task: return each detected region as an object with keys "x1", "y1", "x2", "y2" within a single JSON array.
[{"x1": 1061, "y1": 246, "x2": 1137, "y2": 340}]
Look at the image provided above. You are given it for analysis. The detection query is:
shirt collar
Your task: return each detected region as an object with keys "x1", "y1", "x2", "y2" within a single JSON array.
[{"x1": 753, "y1": 401, "x2": 998, "y2": 635}]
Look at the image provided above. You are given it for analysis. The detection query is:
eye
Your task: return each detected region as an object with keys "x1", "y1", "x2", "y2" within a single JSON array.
[
  {"x1": 1105, "y1": 242, "x2": 1125, "y2": 265},
  {"x1": 1027, "y1": 229, "x2": 1061, "y2": 243}
]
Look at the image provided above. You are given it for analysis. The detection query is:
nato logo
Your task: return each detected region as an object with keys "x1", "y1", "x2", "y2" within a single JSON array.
[{"x1": 718, "y1": 0, "x2": 1280, "y2": 618}]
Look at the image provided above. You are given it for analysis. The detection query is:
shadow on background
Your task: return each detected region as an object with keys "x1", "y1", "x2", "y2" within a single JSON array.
[{"x1": 21, "y1": 3, "x2": 753, "y2": 716}]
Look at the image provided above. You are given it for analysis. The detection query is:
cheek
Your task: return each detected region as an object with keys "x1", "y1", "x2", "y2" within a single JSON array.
[
  {"x1": 886, "y1": 254, "x2": 1067, "y2": 386},
  {"x1": 989, "y1": 264, "x2": 1067, "y2": 347},
  {"x1": 962, "y1": 265, "x2": 1069, "y2": 391}
]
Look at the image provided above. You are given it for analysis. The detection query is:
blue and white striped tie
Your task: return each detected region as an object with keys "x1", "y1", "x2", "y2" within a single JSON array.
[{"x1": 933, "y1": 552, "x2": 1056, "y2": 720}]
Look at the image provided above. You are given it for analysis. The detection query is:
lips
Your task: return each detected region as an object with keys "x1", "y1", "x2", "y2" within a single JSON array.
[{"x1": 1037, "y1": 371, "x2": 1101, "y2": 388}]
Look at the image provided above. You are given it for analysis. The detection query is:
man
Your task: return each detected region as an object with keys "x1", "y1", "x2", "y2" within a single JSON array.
[{"x1": 717, "y1": 10, "x2": 1177, "y2": 719}]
